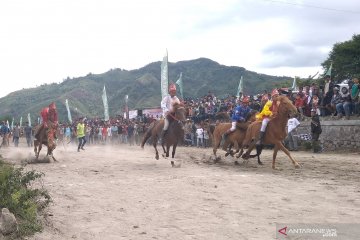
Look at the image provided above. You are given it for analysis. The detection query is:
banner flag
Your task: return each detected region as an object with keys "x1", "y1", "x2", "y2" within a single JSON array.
[
  {"x1": 175, "y1": 72, "x2": 183, "y2": 99},
  {"x1": 236, "y1": 76, "x2": 243, "y2": 98},
  {"x1": 11, "y1": 118, "x2": 14, "y2": 129},
  {"x1": 291, "y1": 76, "x2": 299, "y2": 91},
  {"x1": 160, "y1": 50, "x2": 169, "y2": 99},
  {"x1": 102, "y1": 85, "x2": 109, "y2": 121},
  {"x1": 65, "y1": 99, "x2": 72, "y2": 123},
  {"x1": 125, "y1": 95, "x2": 129, "y2": 121},
  {"x1": 19, "y1": 116, "x2": 23, "y2": 127},
  {"x1": 27, "y1": 113, "x2": 31, "y2": 127},
  {"x1": 325, "y1": 62, "x2": 333, "y2": 77}
]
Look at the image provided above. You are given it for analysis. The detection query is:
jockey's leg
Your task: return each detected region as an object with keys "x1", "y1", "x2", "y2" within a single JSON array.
[
  {"x1": 161, "y1": 116, "x2": 170, "y2": 140},
  {"x1": 256, "y1": 118, "x2": 269, "y2": 146},
  {"x1": 222, "y1": 121, "x2": 236, "y2": 142}
]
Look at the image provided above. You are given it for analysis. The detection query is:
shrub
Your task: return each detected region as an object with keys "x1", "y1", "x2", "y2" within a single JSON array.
[{"x1": 0, "y1": 158, "x2": 51, "y2": 237}]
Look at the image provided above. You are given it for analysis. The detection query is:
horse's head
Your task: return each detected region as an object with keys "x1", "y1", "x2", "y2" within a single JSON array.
[
  {"x1": 246, "y1": 110, "x2": 258, "y2": 122},
  {"x1": 173, "y1": 103, "x2": 186, "y2": 123},
  {"x1": 277, "y1": 96, "x2": 297, "y2": 118}
]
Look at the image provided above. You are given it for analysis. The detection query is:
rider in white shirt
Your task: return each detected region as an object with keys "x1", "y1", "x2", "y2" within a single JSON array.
[{"x1": 160, "y1": 83, "x2": 180, "y2": 140}]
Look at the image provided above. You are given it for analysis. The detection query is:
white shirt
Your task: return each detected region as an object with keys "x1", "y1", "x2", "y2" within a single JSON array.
[
  {"x1": 161, "y1": 95, "x2": 180, "y2": 116},
  {"x1": 287, "y1": 118, "x2": 300, "y2": 133},
  {"x1": 196, "y1": 128, "x2": 204, "y2": 138}
]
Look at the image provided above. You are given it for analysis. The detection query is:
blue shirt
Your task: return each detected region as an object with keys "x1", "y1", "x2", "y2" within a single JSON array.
[{"x1": 231, "y1": 105, "x2": 251, "y2": 122}]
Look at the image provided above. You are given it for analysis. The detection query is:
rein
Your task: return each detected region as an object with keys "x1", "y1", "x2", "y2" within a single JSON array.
[{"x1": 168, "y1": 112, "x2": 180, "y2": 122}]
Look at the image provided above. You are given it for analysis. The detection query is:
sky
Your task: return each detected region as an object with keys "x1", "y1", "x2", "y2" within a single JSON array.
[{"x1": 1, "y1": 0, "x2": 359, "y2": 98}]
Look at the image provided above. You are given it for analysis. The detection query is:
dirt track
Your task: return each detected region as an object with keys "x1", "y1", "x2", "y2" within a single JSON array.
[{"x1": 1, "y1": 141, "x2": 360, "y2": 240}]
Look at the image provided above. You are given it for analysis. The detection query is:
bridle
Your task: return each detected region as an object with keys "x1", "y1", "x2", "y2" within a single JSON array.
[{"x1": 168, "y1": 107, "x2": 185, "y2": 125}]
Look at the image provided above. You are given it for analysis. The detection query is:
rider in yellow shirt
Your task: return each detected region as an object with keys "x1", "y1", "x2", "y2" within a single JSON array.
[{"x1": 256, "y1": 89, "x2": 279, "y2": 146}]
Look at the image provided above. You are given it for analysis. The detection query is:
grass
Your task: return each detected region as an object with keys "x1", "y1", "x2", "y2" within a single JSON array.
[{"x1": 0, "y1": 157, "x2": 51, "y2": 238}]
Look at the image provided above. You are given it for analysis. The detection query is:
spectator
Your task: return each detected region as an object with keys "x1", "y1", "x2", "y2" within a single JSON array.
[
  {"x1": 12, "y1": 123, "x2": 20, "y2": 147},
  {"x1": 329, "y1": 87, "x2": 342, "y2": 116},
  {"x1": 311, "y1": 109, "x2": 322, "y2": 153},
  {"x1": 286, "y1": 117, "x2": 300, "y2": 151},
  {"x1": 350, "y1": 77, "x2": 359, "y2": 116},
  {"x1": 196, "y1": 126, "x2": 204, "y2": 148},
  {"x1": 294, "y1": 93, "x2": 305, "y2": 119},
  {"x1": 321, "y1": 75, "x2": 334, "y2": 116},
  {"x1": 311, "y1": 94, "x2": 321, "y2": 116},
  {"x1": 335, "y1": 87, "x2": 352, "y2": 120},
  {"x1": 24, "y1": 122, "x2": 33, "y2": 147}
]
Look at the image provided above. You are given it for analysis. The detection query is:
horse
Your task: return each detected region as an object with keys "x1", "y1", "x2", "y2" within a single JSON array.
[
  {"x1": 141, "y1": 103, "x2": 186, "y2": 167},
  {"x1": 33, "y1": 124, "x2": 57, "y2": 162},
  {"x1": 242, "y1": 96, "x2": 300, "y2": 169},
  {"x1": 210, "y1": 110, "x2": 258, "y2": 162}
]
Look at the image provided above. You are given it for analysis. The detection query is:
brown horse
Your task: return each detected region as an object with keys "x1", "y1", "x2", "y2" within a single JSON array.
[
  {"x1": 210, "y1": 110, "x2": 258, "y2": 162},
  {"x1": 141, "y1": 103, "x2": 186, "y2": 167},
  {"x1": 242, "y1": 96, "x2": 300, "y2": 169},
  {"x1": 34, "y1": 124, "x2": 57, "y2": 162}
]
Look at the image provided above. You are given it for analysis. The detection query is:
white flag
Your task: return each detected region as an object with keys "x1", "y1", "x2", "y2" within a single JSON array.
[
  {"x1": 160, "y1": 50, "x2": 169, "y2": 99},
  {"x1": 27, "y1": 113, "x2": 31, "y2": 127},
  {"x1": 175, "y1": 72, "x2": 183, "y2": 99},
  {"x1": 236, "y1": 76, "x2": 243, "y2": 98},
  {"x1": 19, "y1": 116, "x2": 23, "y2": 127},
  {"x1": 65, "y1": 99, "x2": 72, "y2": 123},
  {"x1": 291, "y1": 76, "x2": 299, "y2": 91},
  {"x1": 102, "y1": 85, "x2": 109, "y2": 121}
]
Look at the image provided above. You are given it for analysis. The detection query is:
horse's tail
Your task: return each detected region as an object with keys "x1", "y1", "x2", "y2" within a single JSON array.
[{"x1": 140, "y1": 121, "x2": 156, "y2": 148}]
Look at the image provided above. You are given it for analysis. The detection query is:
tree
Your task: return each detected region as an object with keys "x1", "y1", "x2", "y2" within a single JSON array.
[{"x1": 322, "y1": 34, "x2": 360, "y2": 82}]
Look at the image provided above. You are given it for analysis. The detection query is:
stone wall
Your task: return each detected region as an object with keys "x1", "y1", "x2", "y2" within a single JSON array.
[{"x1": 296, "y1": 119, "x2": 360, "y2": 151}]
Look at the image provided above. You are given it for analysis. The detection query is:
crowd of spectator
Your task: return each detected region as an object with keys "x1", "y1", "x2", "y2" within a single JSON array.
[{"x1": 1, "y1": 77, "x2": 359, "y2": 149}]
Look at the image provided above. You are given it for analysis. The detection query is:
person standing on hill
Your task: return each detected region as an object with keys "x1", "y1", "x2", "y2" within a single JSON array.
[{"x1": 76, "y1": 117, "x2": 86, "y2": 152}]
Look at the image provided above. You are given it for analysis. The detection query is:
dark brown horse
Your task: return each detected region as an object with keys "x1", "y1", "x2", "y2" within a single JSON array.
[
  {"x1": 242, "y1": 96, "x2": 300, "y2": 169},
  {"x1": 141, "y1": 103, "x2": 186, "y2": 167},
  {"x1": 210, "y1": 110, "x2": 258, "y2": 162},
  {"x1": 34, "y1": 124, "x2": 57, "y2": 162}
]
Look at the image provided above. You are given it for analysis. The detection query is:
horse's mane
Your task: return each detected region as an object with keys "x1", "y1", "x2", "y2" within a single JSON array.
[{"x1": 173, "y1": 102, "x2": 185, "y2": 110}]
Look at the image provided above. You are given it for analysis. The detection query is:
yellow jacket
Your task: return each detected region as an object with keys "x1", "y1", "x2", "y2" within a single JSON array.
[{"x1": 256, "y1": 100, "x2": 273, "y2": 120}]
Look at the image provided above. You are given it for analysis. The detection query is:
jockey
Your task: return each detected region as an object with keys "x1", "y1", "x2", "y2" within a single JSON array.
[
  {"x1": 160, "y1": 83, "x2": 180, "y2": 139},
  {"x1": 36, "y1": 102, "x2": 59, "y2": 140},
  {"x1": 222, "y1": 96, "x2": 252, "y2": 141},
  {"x1": 256, "y1": 89, "x2": 280, "y2": 146}
]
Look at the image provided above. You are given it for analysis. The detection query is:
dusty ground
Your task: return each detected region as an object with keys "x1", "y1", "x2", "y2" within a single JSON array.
[{"x1": 1, "y1": 139, "x2": 360, "y2": 240}]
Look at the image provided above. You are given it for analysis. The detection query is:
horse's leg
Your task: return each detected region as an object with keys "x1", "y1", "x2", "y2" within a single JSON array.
[
  {"x1": 276, "y1": 142, "x2": 301, "y2": 169},
  {"x1": 242, "y1": 142, "x2": 256, "y2": 159},
  {"x1": 34, "y1": 140, "x2": 39, "y2": 159},
  {"x1": 272, "y1": 144, "x2": 280, "y2": 170},
  {"x1": 166, "y1": 145, "x2": 170, "y2": 158},
  {"x1": 213, "y1": 137, "x2": 221, "y2": 161},
  {"x1": 152, "y1": 138, "x2": 159, "y2": 160},
  {"x1": 171, "y1": 144, "x2": 177, "y2": 167},
  {"x1": 255, "y1": 145, "x2": 263, "y2": 165}
]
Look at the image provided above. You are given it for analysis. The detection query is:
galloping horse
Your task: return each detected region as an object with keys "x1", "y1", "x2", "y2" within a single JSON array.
[
  {"x1": 141, "y1": 103, "x2": 186, "y2": 167},
  {"x1": 242, "y1": 96, "x2": 300, "y2": 169},
  {"x1": 34, "y1": 124, "x2": 57, "y2": 162},
  {"x1": 210, "y1": 110, "x2": 258, "y2": 161}
]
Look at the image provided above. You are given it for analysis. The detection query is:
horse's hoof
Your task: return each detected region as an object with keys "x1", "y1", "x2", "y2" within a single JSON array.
[
  {"x1": 225, "y1": 152, "x2": 230, "y2": 157},
  {"x1": 234, "y1": 161, "x2": 239, "y2": 165},
  {"x1": 155, "y1": 155, "x2": 159, "y2": 160},
  {"x1": 258, "y1": 161, "x2": 263, "y2": 165},
  {"x1": 171, "y1": 161, "x2": 175, "y2": 167},
  {"x1": 295, "y1": 164, "x2": 301, "y2": 169}
]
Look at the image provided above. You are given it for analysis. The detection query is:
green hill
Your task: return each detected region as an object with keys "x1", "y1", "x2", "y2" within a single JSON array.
[{"x1": 0, "y1": 58, "x2": 291, "y2": 122}]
